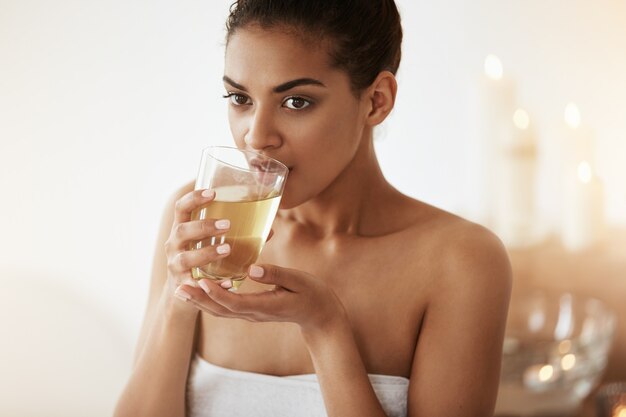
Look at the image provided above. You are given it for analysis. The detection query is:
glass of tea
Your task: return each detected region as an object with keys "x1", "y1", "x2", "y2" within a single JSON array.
[{"x1": 189, "y1": 146, "x2": 288, "y2": 288}]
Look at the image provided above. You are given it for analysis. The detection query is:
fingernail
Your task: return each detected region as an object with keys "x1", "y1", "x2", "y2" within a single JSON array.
[
  {"x1": 215, "y1": 219, "x2": 230, "y2": 230},
  {"x1": 198, "y1": 280, "x2": 210, "y2": 293},
  {"x1": 220, "y1": 280, "x2": 233, "y2": 289},
  {"x1": 216, "y1": 244, "x2": 230, "y2": 254},
  {"x1": 175, "y1": 288, "x2": 191, "y2": 301},
  {"x1": 202, "y1": 189, "x2": 215, "y2": 198},
  {"x1": 249, "y1": 265, "x2": 264, "y2": 278}
]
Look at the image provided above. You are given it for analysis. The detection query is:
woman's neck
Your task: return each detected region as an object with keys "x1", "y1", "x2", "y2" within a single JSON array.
[{"x1": 278, "y1": 136, "x2": 400, "y2": 238}]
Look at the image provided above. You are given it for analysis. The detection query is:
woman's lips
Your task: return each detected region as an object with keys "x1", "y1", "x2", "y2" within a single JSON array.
[
  {"x1": 249, "y1": 159, "x2": 272, "y2": 173},
  {"x1": 249, "y1": 158, "x2": 291, "y2": 174}
]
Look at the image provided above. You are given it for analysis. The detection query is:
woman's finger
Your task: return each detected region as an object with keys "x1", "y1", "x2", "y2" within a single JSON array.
[
  {"x1": 173, "y1": 189, "x2": 216, "y2": 225},
  {"x1": 168, "y1": 243, "x2": 231, "y2": 273},
  {"x1": 247, "y1": 264, "x2": 304, "y2": 292},
  {"x1": 171, "y1": 219, "x2": 230, "y2": 250},
  {"x1": 177, "y1": 283, "x2": 258, "y2": 320},
  {"x1": 198, "y1": 278, "x2": 288, "y2": 318}
]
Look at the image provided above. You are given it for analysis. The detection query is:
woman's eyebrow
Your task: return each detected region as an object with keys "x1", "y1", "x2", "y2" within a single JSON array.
[
  {"x1": 223, "y1": 76, "x2": 248, "y2": 91},
  {"x1": 272, "y1": 78, "x2": 326, "y2": 93},
  {"x1": 223, "y1": 76, "x2": 326, "y2": 93}
]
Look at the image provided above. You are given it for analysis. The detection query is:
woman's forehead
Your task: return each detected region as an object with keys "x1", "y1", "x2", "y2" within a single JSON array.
[{"x1": 224, "y1": 27, "x2": 343, "y2": 90}]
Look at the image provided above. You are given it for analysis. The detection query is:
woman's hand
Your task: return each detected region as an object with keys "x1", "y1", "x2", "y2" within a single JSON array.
[
  {"x1": 177, "y1": 264, "x2": 348, "y2": 334},
  {"x1": 164, "y1": 189, "x2": 232, "y2": 309}
]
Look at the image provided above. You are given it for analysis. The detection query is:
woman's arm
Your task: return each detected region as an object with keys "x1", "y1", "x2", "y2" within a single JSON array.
[
  {"x1": 407, "y1": 224, "x2": 512, "y2": 416},
  {"x1": 114, "y1": 183, "x2": 228, "y2": 417},
  {"x1": 113, "y1": 287, "x2": 200, "y2": 417},
  {"x1": 301, "y1": 317, "x2": 389, "y2": 417}
]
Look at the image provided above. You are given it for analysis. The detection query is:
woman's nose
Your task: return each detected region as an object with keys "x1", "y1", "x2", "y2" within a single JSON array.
[{"x1": 244, "y1": 107, "x2": 282, "y2": 151}]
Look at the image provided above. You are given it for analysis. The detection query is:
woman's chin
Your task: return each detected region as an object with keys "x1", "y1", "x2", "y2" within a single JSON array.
[
  {"x1": 278, "y1": 185, "x2": 311, "y2": 210},
  {"x1": 278, "y1": 194, "x2": 301, "y2": 210}
]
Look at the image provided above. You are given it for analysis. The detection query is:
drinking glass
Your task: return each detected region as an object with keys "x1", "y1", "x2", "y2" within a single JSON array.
[{"x1": 189, "y1": 146, "x2": 288, "y2": 288}]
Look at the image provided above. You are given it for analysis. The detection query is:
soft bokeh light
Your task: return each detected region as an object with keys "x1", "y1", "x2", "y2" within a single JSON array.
[
  {"x1": 484, "y1": 54, "x2": 504, "y2": 80},
  {"x1": 565, "y1": 102, "x2": 582, "y2": 129},
  {"x1": 614, "y1": 405, "x2": 626, "y2": 417},
  {"x1": 513, "y1": 109, "x2": 530, "y2": 130},
  {"x1": 539, "y1": 365, "x2": 555, "y2": 382},
  {"x1": 561, "y1": 353, "x2": 576, "y2": 371},
  {"x1": 578, "y1": 161, "x2": 593, "y2": 184},
  {"x1": 558, "y1": 339, "x2": 572, "y2": 354}
]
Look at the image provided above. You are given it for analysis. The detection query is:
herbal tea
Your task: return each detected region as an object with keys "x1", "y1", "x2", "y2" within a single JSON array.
[{"x1": 190, "y1": 185, "x2": 280, "y2": 281}]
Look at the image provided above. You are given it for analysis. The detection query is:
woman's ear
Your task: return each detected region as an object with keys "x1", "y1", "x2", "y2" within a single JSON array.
[{"x1": 363, "y1": 71, "x2": 398, "y2": 127}]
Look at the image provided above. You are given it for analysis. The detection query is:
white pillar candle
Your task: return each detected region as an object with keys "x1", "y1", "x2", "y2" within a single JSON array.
[
  {"x1": 562, "y1": 103, "x2": 595, "y2": 166},
  {"x1": 470, "y1": 55, "x2": 517, "y2": 226},
  {"x1": 562, "y1": 160, "x2": 605, "y2": 251},
  {"x1": 560, "y1": 104, "x2": 605, "y2": 251},
  {"x1": 494, "y1": 109, "x2": 539, "y2": 247}
]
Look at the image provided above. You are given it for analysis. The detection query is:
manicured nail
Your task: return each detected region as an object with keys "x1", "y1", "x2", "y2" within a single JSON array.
[
  {"x1": 215, "y1": 219, "x2": 230, "y2": 230},
  {"x1": 198, "y1": 280, "x2": 210, "y2": 293},
  {"x1": 249, "y1": 265, "x2": 264, "y2": 278},
  {"x1": 175, "y1": 288, "x2": 191, "y2": 301},
  {"x1": 202, "y1": 189, "x2": 215, "y2": 198},
  {"x1": 220, "y1": 280, "x2": 233, "y2": 289},
  {"x1": 216, "y1": 244, "x2": 230, "y2": 254}
]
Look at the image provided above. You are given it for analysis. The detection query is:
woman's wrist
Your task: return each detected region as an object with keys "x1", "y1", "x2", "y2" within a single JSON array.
[
  {"x1": 160, "y1": 281, "x2": 200, "y2": 324},
  {"x1": 300, "y1": 311, "x2": 351, "y2": 349}
]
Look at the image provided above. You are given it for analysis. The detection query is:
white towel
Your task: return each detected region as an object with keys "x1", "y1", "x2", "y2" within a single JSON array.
[{"x1": 186, "y1": 354, "x2": 409, "y2": 417}]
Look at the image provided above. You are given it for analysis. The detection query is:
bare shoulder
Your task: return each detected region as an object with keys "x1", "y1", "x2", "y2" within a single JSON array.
[
  {"x1": 408, "y1": 201, "x2": 512, "y2": 346},
  {"x1": 405, "y1": 202, "x2": 512, "y2": 415},
  {"x1": 438, "y1": 214, "x2": 511, "y2": 295},
  {"x1": 433, "y1": 209, "x2": 509, "y2": 273},
  {"x1": 395, "y1": 198, "x2": 512, "y2": 304}
]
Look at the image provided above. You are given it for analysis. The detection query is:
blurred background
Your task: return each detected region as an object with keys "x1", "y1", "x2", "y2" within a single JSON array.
[{"x1": 0, "y1": 0, "x2": 624, "y2": 416}]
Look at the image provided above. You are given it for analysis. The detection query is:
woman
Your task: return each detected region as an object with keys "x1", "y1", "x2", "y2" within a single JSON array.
[{"x1": 114, "y1": 1, "x2": 512, "y2": 416}]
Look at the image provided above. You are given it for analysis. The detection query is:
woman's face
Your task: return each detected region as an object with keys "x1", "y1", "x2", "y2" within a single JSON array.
[{"x1": 224, "y1": 26, "x2": 369, "y2": 209}]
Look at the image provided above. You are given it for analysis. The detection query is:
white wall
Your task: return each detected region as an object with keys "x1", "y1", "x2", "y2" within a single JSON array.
[{"x1": 1, "y1": 0, "x2": 625, "y2": 415}]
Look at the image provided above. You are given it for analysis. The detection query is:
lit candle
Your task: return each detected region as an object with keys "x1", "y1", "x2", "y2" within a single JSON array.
[
  {"x1": 494, "y1": 108, "x2": 539, "y2": 247},
  {"x1": 470, "y1": 55, "x2": 517, "y2": 226},
  {"x1": 563, "y1": 103, "x2": 594, "y2": 164},
  {"x1": 560, "y1": 104, "x2": 605, "y2": 251}
]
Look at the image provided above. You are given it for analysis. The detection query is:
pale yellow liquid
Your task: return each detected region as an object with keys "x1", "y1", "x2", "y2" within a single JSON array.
[{"x1": 189, "y1": 185, "x2": 281, "y2": 283}]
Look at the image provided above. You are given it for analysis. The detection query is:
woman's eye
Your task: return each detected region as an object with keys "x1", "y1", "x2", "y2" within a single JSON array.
[
  {"x1": 223, "y1": 93, "x2": 251, "y2": 106},
  {"x1": 283, "y1": 97, "x2": 311, "y2": 110}
]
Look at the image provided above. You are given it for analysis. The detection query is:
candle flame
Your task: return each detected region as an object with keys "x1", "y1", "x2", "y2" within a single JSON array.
[
  {"x1": 484, "y1": 55, "x2": 503, "y2": 80},
  {"x1": 565, "y1": 103, "x2": 581, "y2": 128},
  {"x1": 538, "y1": 365, "x2": 554, "y2": 382},
  {"x1": 561, "y1": 354, "x2": 576, "y2": 371},
  {"x1": 578, "y1": 161, "x2": 593, "y2": 184},
  {"x1": 513, "y1": 109, "x2": 530, "y2": 130},
  {"x1": 558, "y1": 340, "x2": 572, "y2": 354}
]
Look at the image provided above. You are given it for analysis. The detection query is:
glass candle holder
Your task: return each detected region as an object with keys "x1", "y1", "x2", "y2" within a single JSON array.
[
  {"x1": 596, "y1": 382, "x2": 626, "y2": 417},
  {"x1": 495, "y1": 291, "x2": 616, "y2": 416}
]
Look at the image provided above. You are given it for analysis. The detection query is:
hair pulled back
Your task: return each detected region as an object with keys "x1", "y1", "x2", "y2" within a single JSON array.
[{"x1": 226, "y1": 0, "x2": 403, "y2": 93}]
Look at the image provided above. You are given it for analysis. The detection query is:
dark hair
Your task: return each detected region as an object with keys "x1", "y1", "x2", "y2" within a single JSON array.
[{"x1": 226, "y1": 0, "x2": 403, "y2": 94}]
